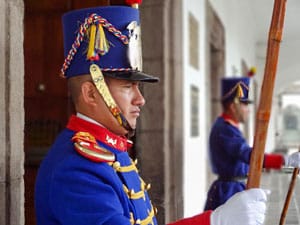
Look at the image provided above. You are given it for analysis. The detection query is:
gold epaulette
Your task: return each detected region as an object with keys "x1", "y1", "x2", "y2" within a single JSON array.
[{"x1": 72, "y1": 131, "x2": 115, "y2": 163}]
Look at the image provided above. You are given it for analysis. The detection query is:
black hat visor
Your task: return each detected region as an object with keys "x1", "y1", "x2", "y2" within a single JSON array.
[{"x1": 103, "y1": 70, "x2": 159, "y2": 83}]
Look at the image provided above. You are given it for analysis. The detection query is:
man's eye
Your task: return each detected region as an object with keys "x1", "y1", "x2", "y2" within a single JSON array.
[{"x1": 123, "y1": 84, "x2": 132, "y2": 88}]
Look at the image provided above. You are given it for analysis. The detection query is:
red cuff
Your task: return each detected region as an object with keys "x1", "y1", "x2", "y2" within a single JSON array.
[
  {"x1": 167, "y1": 210, "x2": 212, "y2": 225},
  {"x1": 264, "y1": 153, "x2": 284, "y2": 169}
]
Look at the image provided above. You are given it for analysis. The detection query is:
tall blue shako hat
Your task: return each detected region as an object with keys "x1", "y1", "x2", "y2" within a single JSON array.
[
  {"x1": 221, "y1": 77, "x2": 252, "y2": 103},
  {"x1": 60, "y1": 5, "x2": 159, "y2": 132}
]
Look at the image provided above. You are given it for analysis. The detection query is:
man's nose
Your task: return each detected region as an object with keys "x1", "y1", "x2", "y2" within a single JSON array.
[{"x1": 133, "y1": 87, "x2": 145, "y2": 106}]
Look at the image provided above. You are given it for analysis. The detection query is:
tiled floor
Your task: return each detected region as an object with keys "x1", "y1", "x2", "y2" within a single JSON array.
[{"x1": 261, "y1": 169, "x2": 300, "y2": 225}]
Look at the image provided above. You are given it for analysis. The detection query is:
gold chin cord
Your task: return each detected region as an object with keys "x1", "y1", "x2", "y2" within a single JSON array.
[{"x1": 89, "y1": 64, "x2": 133, "y2": 135}]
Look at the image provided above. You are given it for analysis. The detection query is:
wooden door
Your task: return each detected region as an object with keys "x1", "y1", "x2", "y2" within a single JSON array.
[{"x1": 24, "y1": 1, "x2": 126, "y2": 224}]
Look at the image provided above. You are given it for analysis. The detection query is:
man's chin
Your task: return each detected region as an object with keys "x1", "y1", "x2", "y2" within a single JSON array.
[
  {"x1": 129, "y1": 123, "x2": 136, "y2": 130},
  {"x1": 127, "y1": 119, "x2": 137, "y2": 129}
]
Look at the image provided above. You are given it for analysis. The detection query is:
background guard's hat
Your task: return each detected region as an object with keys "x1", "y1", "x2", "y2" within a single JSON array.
[
  {"x1": 221, "y1": 77, "x2": 252, "y2": 103},
  {"x1": 61, "y1": 6, "x2": 159, "y2": 82}
]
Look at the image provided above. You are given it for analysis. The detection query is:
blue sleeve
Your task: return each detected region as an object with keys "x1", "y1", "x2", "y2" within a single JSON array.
[
  {"x1": 49, "y1": 158, "x2": 131, "y2": 225},
  {"x1": 218, "y1": 128, "x2": 252, "y2": 164}
]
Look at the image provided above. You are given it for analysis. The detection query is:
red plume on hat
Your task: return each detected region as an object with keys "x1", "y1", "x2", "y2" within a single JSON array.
[{"x1": 125, "y1": 0, "x2": 142, "y2": 8}]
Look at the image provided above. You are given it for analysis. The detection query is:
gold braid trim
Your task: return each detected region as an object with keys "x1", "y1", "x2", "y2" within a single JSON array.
[
  {"x1": 129, "y1": 206, "x2": 156, "y2": 225},
  {"x1": 137, "y1": 207, "x2": 155, "y2": 225},
  {"x1": 112, "y1": 161, "x2": 138, "y2": 173},
  {"x1": 130, "y1": 213, "x2": 135, "y2": 225},
  {"x1": 123, "y1": 185, "x2": 145, "y2": 200},
  {"x1": 110, "y1": 159, "x2": 156, "y2": 224}
]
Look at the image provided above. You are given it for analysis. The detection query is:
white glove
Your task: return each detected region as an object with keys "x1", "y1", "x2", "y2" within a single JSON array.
[
  {"x1": 285, "y1": 152, "x2": 300, "y2": 168},
  {"x1": 210, "y1": 188, "x2": 269, "y2": 225}
]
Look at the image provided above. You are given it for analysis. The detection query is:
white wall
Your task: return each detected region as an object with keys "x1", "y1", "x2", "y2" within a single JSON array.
[
  {"x1": 209, "y1": 0, "x2": 257, "y2": 76},
  {"x1": 182, "y1": 0, "x2": 207, "y2": 217}
]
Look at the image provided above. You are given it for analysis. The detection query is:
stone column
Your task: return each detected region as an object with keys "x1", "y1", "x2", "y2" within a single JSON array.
[
  {"x1": 137, "y1": 0, "x2": 184, "y2": 224},
  {"x1": 0, "y1": 0, "x2": 25, "y2": 224}
]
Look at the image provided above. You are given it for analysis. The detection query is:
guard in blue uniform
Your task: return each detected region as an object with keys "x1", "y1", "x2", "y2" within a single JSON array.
[
  {"x1": 35, "y1": 5, "x2": 159, "y2": 225},
  {"x1": 35, "y1": 5, "x2": 272, "y2": 225},
  {"x1": 204, "y1": 77, "x2": 300, "y2": 211}
]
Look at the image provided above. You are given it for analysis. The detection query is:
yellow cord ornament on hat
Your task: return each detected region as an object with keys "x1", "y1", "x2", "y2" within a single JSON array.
[
  {"x1": 235, "y1": 83, "x2": 245, "y2": 98},
  {"x1": 60, "y1": 13, "x2": 130, "y2": 78},
  {"x1": 221, "y1": 81, "x2": 249, "y2": 101}
]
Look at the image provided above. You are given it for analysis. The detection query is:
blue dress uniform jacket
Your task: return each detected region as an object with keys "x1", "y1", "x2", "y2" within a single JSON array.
[
  {"x1": 204, "y1": 115, "x2": 252, "y2": 210},
  {"x1": 35, "y1": 115, "x2": 157, "y2": 225}
]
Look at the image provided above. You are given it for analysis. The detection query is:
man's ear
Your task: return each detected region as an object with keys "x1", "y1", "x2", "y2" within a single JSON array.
[
  {"x1": 81, "y1": 81, "x2": 98, "y2": 106},
  {"x1": 228, "y1": 101, "x2": 237, "y2": 113}
]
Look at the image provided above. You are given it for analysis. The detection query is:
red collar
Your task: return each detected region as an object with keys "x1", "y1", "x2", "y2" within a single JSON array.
[
  {"x1": 221, "y1": 113, "x2": 239, "y2": 128},
  {"x1": 66, "y1": 115, "x2": 132, "y2": 152}
]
